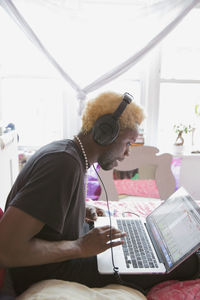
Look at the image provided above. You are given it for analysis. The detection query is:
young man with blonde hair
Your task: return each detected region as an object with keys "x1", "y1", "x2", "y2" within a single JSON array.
[{"x1": 0, "y1": 91, "x2": 198, "y2": 296}]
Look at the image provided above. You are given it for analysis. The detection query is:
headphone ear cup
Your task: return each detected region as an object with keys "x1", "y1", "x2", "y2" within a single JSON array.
[{"x1": 92, "y1": 114, "x2": 120, "y2": 146}]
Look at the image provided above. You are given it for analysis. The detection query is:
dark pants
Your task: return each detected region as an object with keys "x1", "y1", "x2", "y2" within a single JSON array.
[
  {"x1": 11, "y1": 253, "x2": 200, "y2": 296},
  {"x1": 0, "y1": 292, "x2": 15, "y2": 300}
]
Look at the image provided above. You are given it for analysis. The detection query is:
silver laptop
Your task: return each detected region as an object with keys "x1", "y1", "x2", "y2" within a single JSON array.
[{"x1": 95, "y1": 187, "x2": 200, "y2": 274}]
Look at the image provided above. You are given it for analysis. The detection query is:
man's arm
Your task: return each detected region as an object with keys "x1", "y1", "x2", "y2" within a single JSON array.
[{"x1": 0, "y1": 206, "x2": 125, "y2": 268}]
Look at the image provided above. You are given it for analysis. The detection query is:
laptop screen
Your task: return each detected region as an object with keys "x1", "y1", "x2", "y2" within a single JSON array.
[{"x1": 147, "y1": 187, "x2": 200, "y2": 270}]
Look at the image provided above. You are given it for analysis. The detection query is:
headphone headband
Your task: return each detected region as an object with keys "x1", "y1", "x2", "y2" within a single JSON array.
[{"x1": 112, "y1": 92, "x2": 133, "y2": 120}]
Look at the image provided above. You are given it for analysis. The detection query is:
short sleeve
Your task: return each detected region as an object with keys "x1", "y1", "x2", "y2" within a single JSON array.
[{"x1": 10, "y1": 152, "x2": 81, "y2": 232}]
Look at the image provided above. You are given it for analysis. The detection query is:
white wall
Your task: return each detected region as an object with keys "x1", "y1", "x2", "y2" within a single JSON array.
[
  {"x1": 178, "y1": 155, "x2": 200, "y2": 200},
  {"x1": 62, "y1": 89, "x2": 81, "y2": 139},
  {"x1": 0, "y1": 65, "x2": 2, "y2": 124},
  {"x1": 0, "y1": 131, "x2": 19, "y2": 210}
]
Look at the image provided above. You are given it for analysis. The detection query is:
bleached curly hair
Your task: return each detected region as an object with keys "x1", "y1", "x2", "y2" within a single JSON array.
[{"x1": 81, "y1": 91, "x2": 145, "y2": 134}]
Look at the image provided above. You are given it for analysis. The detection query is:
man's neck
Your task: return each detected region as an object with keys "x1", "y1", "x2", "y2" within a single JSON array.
[{"x1": 74, "y1": 133, "x2": 99, "y2": 167}]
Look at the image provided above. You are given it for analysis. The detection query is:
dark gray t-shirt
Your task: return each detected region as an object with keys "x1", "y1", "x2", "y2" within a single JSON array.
[
  {"x1": 6, "y1": 139, "x2": 86, "y2": 240},
  {"x1": 5, "y1": 139, "x2": 87, "y2": 294}
]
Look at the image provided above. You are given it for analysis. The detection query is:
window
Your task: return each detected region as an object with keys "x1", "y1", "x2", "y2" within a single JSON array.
[
  {"x1": 1, "y1": 78, "x2": 64, "y2": 148},
  {"x1": 157, "y1": 8, "x2": 200, "y2": 152}
]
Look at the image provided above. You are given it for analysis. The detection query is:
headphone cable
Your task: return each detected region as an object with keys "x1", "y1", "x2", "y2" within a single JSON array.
[
  {"x1": 92, "y1": 165, "x2": 147, "y2": 295},
  {"x1": 92, "y1": 164, "x2": 117, "y2": 271}
]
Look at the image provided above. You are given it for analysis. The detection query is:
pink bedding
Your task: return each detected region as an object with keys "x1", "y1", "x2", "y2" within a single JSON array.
[
  {"x1": 86, "y1": 197, "x2": 162, "y2": 218},
  {"x1": 114, "y1": 179, "x2": 160, "y2": 199},
  {"x1": 147, "y1": 279, "x2": 200, "y2": 300}
]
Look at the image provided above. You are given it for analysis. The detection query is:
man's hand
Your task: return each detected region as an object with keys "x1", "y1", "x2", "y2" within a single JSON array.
[
  {"x1": 85, "y1": 205, "x2": 105, "y2": 223},
  {"x1": 76, "y1": 225, "x2": 126, "y2": 257}
]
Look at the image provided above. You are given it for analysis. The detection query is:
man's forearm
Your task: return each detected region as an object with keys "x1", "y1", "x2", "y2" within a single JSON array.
[{"x1": 1, "y1": 238, "x2": 81, "y2": 268}]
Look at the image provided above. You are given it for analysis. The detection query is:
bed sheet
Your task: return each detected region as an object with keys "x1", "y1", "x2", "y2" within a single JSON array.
[
  {"x1": 86, "y1": 196, "x2": 162, "y2": 218},
  {"x1": 86, "y1": 196, "x2": 200, "y2": 218}
]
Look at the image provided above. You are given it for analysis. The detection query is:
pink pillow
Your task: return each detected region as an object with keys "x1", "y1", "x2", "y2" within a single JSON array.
[
  {"x1": 114, "y1": 179, "x2": 160, "y2": 198},
  {"x1": 147, "y1": 279, "x2": 200, "y2": 300}
]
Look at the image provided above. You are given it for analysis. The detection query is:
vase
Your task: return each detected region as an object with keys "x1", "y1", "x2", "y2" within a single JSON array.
[
  {"x1": 173, "y1": 144, "x2": 184, "y2": 155},
  {"x1": 175, "y1": 131, "x2": 184, "y2": 146}
]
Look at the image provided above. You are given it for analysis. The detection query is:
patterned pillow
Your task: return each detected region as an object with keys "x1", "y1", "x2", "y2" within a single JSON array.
[{"x1": 114, "y1": 179, "x2": 160, "y2": 198}]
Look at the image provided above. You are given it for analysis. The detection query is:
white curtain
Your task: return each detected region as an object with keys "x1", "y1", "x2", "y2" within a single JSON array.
[{"x1": 0, "y1": 0, "x2": 199, "y2": 115}]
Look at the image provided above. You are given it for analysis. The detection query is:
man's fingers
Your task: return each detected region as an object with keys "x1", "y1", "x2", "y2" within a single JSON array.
[
  {"x1": 96, "y1": 207, "x2": 106, "y2": 216},
  {"x1": 99, "y1": 225, "x2": 121, "y2": 232},
  {"x1": 89, "y1": 207, "x2": 97, "y2": 219},
  {"x1": 101, "y1": 225, "x2": 126, "y2": 236},
  {"x1": 106, "y1": 239, "x2": 125, "y2": 249},
  {"x1": 86, "y1": 206, "x2": 97, "y2": 221},
  {"x1": 105, "y1": 231, "x2": 126, "y2": 241}
]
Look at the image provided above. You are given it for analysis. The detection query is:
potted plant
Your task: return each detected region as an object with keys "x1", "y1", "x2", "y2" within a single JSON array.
[{"x1": 173, "y1": 123, "x2": 192, "y2": 154}]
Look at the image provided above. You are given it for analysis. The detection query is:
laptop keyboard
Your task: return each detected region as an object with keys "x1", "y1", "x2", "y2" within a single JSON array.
[{"x1": 117, "y1": 219, "x2": 159, "y2": 269}]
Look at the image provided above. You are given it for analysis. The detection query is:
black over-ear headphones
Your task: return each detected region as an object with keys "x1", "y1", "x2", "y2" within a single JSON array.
[{"x1": 92, "y1": 92, "x2": 133, "y2": 146}]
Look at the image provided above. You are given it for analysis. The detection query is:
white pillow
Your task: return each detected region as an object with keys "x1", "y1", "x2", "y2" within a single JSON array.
[{"x1": 17, "y1": 279, "x2": 147, "y2": 300}]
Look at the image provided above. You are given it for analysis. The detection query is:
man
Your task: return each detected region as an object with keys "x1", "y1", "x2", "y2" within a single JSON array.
[{"x1": 0, "y1": 91, "x2": 198, "y2": 296}]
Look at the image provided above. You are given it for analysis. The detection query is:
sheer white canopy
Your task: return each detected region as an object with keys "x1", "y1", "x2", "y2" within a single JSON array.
[{"x1": 0, "y1": 0, "x2": 199, "y2": 115}]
